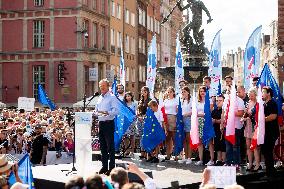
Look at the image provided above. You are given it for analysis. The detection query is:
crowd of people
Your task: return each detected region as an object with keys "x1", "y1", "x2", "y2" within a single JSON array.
[
  {"x1": 0, "y1": 75, "x2": 283, "y2": 189},
  {"x1": 110, "y1": 76, "x2": 283, "y2": 177}
]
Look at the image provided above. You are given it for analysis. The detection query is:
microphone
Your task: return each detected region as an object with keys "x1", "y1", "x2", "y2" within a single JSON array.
[{"x1": 88, "y1": 92, "x2": 100, "y2": 102}]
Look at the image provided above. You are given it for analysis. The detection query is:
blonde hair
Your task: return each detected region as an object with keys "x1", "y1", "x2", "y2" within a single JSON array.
[{"x1": 248, "y1": 87, "x2": 257, "y2": 96}]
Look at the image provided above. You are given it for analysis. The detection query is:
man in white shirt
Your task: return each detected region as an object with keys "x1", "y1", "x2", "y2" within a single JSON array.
[
  {"x1": 96, "y1": 79, "x2": 118, "y2": 175},
  {"x1": 224, "y1": 86, "x2": 245, "y2": 167}
]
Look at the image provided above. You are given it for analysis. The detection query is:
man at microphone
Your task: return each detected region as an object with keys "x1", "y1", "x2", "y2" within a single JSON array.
[{"x1": 96, "y1": 79, "x2": 118, "y2": 175}]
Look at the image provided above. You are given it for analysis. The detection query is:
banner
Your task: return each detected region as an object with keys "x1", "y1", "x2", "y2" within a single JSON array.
[
  {"x1": 175, "y1": 33, "x2": 184, "y2": 94},
  {"x1": 75, "y1": 112, "x2": 92, "y2": 178},
  {"x1": 208, "y1": 29, "x2": 222, "y2": 96},
  {"x1": 146, "y1": 35, "x2": 157, "y2": 97},
  {"x1": 18, "y1": 97, "x2": 35, "y2": 112},
  {"x1": 89, "y1": 68, "x2": 98, "y2": 81},
  {"x1": 120, "y1": 39, "x2": 126, "y2": 88},
  {"x1": 244, "y1": 25, "x2": 262, "y2": 91}
]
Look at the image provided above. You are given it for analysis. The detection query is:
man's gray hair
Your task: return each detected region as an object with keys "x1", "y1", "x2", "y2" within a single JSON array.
[{"x1": 99, "y1": 78, "x2": 110, "y2": 86}]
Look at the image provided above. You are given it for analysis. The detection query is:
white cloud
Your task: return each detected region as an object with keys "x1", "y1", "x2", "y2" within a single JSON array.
[{"x1": 183, "y1": 0, "x2": 277, "y2": 55}]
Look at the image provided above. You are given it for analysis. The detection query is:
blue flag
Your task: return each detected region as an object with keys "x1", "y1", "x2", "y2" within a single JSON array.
[
  {"x1": 9, "y1": 154, "x2": 35, "y2": 189},
  {"x1": 244, "y1": 25, "x2": 262, "y2": 91},
  {"x1": 173, "y1": 98, "x2": 185, "y2": 155},
  {"x1": 217, "y1": 79, "x2": 222, "y2": 96},
  {"x1": 146, "y1": 35, "x2": 157, "y2": 97},
  {"x1": 112, "y1": 77, "x2": 118, "y2": 96},
  {"x1": 203, "y1": 90, "x2": 215, "y2": 146},
  {"x1": 208, "y1": 29, "x2": 222, "y2": 95},
  {"x1": 114, "y1": 98, "x2": 136, "y2": 151},
  {"x1": 142, "y1": 108, "x2": 166, "y2": 153},
  {"x1": 175, "y1": 33, "x2": 184, "y2": 94},
  {"x1": 38, "y1": 84, "x2": 56, "y2": 110},
  {"x1": 257, "y1": 63, "x2": 283, "y2": 123}
]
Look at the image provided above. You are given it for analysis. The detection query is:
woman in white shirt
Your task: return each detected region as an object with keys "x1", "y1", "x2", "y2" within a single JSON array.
[
  {"x1": 195, "y1": 86, "x2": 206, "y2": 166},
  {"x1": 163, "y1": 86, "x2": 178, "y2": 160},
  {"x1": 178, "y1": 86, "x2": 192, "y2": 164}
]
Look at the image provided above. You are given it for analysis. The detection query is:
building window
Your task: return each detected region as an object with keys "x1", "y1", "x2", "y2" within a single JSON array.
[
  {"x1": 117, "y1": 4, "x2": 121, "y2": 19},
  {"x1": 147, "y1": 15, "x2": 150, "y2": 30},
  {"x1": 126, "y1": 67, "x2": 129, "y2": 82},
  {"x1": 131, "y1": 37, "x2": 135, "y2": 55},
  {"x1": 110, "y1": 28, "x2": 115, "y2": 46},
  {"x1": 34, "y1": 0, "x2": 44, "y2": 6},
  {"x1": 138, "y1": 8, "x2": 146, "y2": 27},
  {"x1": 131, "y1": 13, "x2": 135, "y2": 27},
  {"x1": 33, "y1": 65, "x2": 45, "y2": 99},
  {"x1": 93, "y1": 23, "x2": 98, "y2": 48},
  {"x1": 111, "y1": 1, "x2": 115, "y2": 17},
  {"x1": 117, "y1": 31, "x2": 122, "y2": 54},
  {"x1": 93, "y1": 0, "x2": 97, "y2": 10},
  {"x1": 142, "y1": 39, "x2": 146, "y2": 54},
  {"x1": 125, "y1": 35, "x2": 130, "y2": 53},
  {"x1": 125, "y1": 9, "x2": 129, "y2": 24},
  {"x1": 131, "y1": 68, "x2": 135, "y2": 82},
  {"x1": 33, "y1": 20, "x2": 45, "y2": 48},
  {"x1": 142, "y1": 66, "x2": 146, "y2": 81},
  {"x1": 138, "y1": 8, "x2": 142, "y2": 25},
  {"x1": 101, "y1": 26, "x2": 105, "y2": 50},
  {"x1": 83, "y1": 20, "x2": 89, "y2": 48},
  {"x1": 101, "y1": 0, "x2": 105, "y2": 14},
  {"x1": 82, "y1": 0, "x2": 88, "y2": 5}
]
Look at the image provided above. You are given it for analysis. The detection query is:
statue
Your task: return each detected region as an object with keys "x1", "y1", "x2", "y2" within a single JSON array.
[{"x1": 162, "y1": 0, "x2": 213, "y2": 56}]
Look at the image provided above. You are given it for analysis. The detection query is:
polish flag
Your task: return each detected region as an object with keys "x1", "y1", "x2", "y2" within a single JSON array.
[
  {"x1": 250, "y1": 87, "x2": 265, "y2": 150},
  {"x1": 190, "y1": 89, "x2": 199, "y2": 150},
  {"x1": 248, "y1": 56, "x2": 254, "y2": 70},
  {"x1": 225, "y1": 82, "x2": 236, "y2": 145}
]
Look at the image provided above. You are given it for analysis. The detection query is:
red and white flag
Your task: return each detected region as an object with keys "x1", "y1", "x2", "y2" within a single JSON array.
[
  {"x1": 225, "y1": 82, "x2": 236, "y2": 145},
  {"x1": 250, "y1": 87, "x2": 265, "y2": 150},
  {"x1": 190, "y1": 89, "x2": 199, "y2": 150}
]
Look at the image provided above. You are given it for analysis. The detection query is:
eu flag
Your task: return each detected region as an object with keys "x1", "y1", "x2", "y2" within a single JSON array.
[
  {"x1": 217, "y1": 79, "x2": 222, "y2": 96},
  {"x1": 258, "y1": 63, "x2": 283, "y2": 125},
  {"x1": 142, "y1": 108, "x2": 166, "y2": 153},
  {"x1": 9, "y1": 154, "x2": 35, "y2": 189},
  {"x1": 38, "y1": 84, "x2": 56, "y2": 110},
  {"x1": 203, "y1": 90, "x2": 215, "y2": 146},
  {"x1": 114, "y1": 98, "x2": 136, "y2": 151},
  {"x1": 111, "y1": 77, "x2": 118, "y2": 96},
  {"x1": 173, "y1": 98, "x2": 185, "y2": 155}
]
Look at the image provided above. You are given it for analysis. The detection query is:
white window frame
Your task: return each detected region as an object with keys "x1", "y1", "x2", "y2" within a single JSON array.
[
  {"x1": 147, "y1": 15, "x2": 150, "y2": 30},
  {"x1": 117, "y1": 4, "x2": 121, "y2": 19},
  {"x1": 125, "y1": 35, "x2": 130, "y2": 53},
  {"x1": 131, "y1": 13, "x2": 135, "y2": 27},
  {"x1": 110, "y1": 29, "x2": 115, "y2": 46},
  {"x1": 33, "y1": 20, "x2": 45, "y2": 48},
  {"x1": 34, "y1": 0, "x2": 44, "y2": 6},
  {"x1": 138, "y1": 8, "x2": 142, "y2": 25},
  {"x1": 125, "y1": 9, "x2": 130, "y2": 24},
  {"x1": 117, "y1": 31, "x2": 122, "y2": 48},
  {"x1": 126, "y1": 67, "x2": 130, "y2": 82},
  {"x1": 33, "y1": 65, "x2": 45, "y2": 99},
  {"x1": 111, "y1": 1, "x2": 115, "y2": 17},
  {"x1": 93, "y1": 23, "x2": 98, "y2": 47},
  {"x1": 131, "y1": 68, "x2": 136, "y2": 82}
]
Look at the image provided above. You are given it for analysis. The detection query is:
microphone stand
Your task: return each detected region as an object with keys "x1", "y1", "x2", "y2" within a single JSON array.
[{"x1": 61, "y1": 107, "x2": 76, "y2": 176}]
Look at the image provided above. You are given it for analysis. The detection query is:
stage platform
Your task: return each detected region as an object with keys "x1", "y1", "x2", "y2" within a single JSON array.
[{"x1": 32, "y1": 157, "x2": 284, "y2": 189}]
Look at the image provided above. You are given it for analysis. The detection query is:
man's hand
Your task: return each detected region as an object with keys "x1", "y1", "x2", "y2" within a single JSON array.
[
  {"x1": 127, "y1": 163, "x2": 139, "y2": 174},
  {"x1": 207, "y1": 18, "x2": 213, "y2": 24}
]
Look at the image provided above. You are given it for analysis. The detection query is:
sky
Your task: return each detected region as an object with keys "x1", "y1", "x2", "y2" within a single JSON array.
[{"x1": 183, "y1": 0, "x2": 278, "y2": 55}]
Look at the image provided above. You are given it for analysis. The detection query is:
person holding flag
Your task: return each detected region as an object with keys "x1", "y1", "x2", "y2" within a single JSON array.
[
  {"x1": 147, "y1": 100, "x2": 166, "y2": 163},
  {"x1": 241, "y1": 87, "x2": 261, "y2": 171},
  {"x1": 262, "y1": 86, "x2": 280, "y2": 177},
  {"x1": 137, "y1": 86, "x2": 152, "y2": 159},
  {"x1": 178, "y1": 86, "x2": 192, "y2": 164}
]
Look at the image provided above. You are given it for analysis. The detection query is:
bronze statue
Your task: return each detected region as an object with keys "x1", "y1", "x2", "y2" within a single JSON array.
[{"x1": 162, "y1": 0, "x2": 213, "y2": 56}]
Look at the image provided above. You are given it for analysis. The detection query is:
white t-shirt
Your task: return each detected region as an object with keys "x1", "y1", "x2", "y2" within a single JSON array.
[
  {"x1": 118, "y1": 95, "x2": 124, "y2": 101},
  {"x1": 154, "y1": 110, "x2": 164, "y2": 126},
  {"x1": 164, "y1": 98, "x2": 178, "y2": 115},
  {"x1": 222, "y1": 95, "x2": 245, "y2": 129},
  {"x1": 197, "y1": 100, "x2": 205, "y2": 115},
  {"x1": 235, "y1": 97, "x2": 245, "y2": 129},
  {"x1": 182, "y1": 99, "x2": 192, "y2": 115}
]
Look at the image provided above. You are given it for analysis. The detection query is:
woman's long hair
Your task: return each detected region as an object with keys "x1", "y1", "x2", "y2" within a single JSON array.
[
  {"x1": 182, "y1": 86, "x2": 191, "y2": 104},
  {"x1": 198, "y1": 85, "x2": 207, "y2": 102}
]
